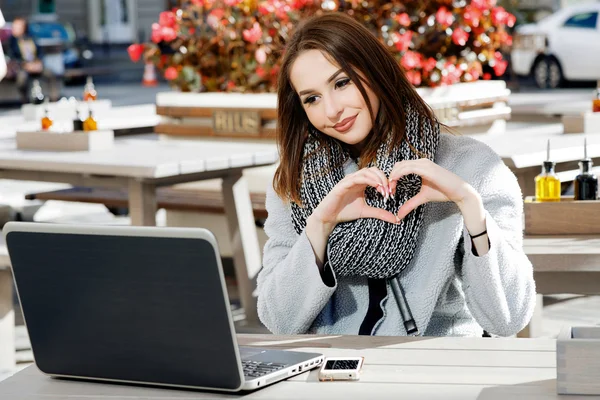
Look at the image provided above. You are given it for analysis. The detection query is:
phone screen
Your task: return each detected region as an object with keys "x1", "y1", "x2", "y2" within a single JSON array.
[{"x1": 324, "y1": 359, "x2": 359, "y2": 370}]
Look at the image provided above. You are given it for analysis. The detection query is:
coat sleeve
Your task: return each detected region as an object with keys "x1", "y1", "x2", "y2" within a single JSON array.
[
  {"x1": 256, "y1": 183, "x2": 337, "y2": 334},
  {"x1": 459, "y1": 154, "x2": 537, "y2": 337}
]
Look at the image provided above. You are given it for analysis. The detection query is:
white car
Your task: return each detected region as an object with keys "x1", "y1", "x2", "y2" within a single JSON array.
[{"x1": 511, "y1": 3, "x2": 600, "y2": 89}]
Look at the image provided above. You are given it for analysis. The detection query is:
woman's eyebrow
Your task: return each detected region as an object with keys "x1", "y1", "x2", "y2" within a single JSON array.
[{"x1": 298, "y1": 69, "x2": 344, "y2": 96}]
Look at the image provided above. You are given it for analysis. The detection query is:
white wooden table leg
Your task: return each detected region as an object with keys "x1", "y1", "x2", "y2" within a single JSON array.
[
  {"x1": 518, "y1": 294, "x2": 544, "y2": 338},
  {"x1": 0, "y1": 269, "x2": 15, "y2": 373},
  {"x1": 222, "y1": 172, "x2": 261, "y2": 324},
  {"x1": 128, "y1": 179, "x2": 157, "y2": 226}
]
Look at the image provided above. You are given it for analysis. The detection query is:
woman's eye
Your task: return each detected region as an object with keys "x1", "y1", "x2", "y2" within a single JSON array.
[
  {"x1": 335, "y1": 78, "x2": 351, "y2": 89},
  {"x1": 303, "y1": 95, "x2": 317, "y2": 105}
]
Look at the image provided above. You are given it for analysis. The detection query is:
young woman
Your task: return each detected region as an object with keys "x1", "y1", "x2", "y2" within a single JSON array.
[{"x1": 257, "y1": 13, "x2": 535, "y2": 337}]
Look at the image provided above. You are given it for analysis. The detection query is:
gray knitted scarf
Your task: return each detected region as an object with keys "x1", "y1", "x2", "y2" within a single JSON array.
[{"x1": 290, "y1": 107, "x2": 440, "y2": 279}]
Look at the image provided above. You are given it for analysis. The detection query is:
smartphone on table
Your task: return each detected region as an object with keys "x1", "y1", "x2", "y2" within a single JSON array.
[{"x1": 318, "y1": 357, "x2": 364, "y2": 381}]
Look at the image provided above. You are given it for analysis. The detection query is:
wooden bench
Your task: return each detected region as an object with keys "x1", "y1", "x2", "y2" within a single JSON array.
[{"x1": 24, "y1": 186, "x2": 268, "y2": 221}]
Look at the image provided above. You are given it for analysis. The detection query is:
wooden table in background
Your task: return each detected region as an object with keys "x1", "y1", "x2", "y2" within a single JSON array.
[
  {"x1": 522, "y1": 235, "x2": 600, "y2": 338},
  {"x1": 0, "y1": 334, "x2": 589, "y2": 399}
]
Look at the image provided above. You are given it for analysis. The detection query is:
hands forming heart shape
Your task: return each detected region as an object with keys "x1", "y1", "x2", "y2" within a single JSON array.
[{"x1": 310, "y1": 158, "x2": 479, "y2": 230}]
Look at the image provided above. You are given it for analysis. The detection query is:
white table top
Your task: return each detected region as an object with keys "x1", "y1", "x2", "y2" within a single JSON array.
[
  {"x1": 472, "y1": 123, "x2": 600, "y2": 169},
  {"x1": 0, "y1": 137, "x2": 278, "y2": 179},
  {"x1": 0, "y1": 334, "x2": 583, "y2": 399}
]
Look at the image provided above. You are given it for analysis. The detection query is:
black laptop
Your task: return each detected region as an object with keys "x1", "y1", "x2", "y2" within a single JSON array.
[{"x1": 3, "y1": 222, "x2": 323, "y2": 392}]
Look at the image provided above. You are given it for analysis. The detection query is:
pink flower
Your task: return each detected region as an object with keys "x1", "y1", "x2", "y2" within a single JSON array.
[
  {"x1": 395, "y1": 13, "x2": 411, "y2": 27},
  {"x1": 255, "y1": 48, "x2": 267, "y2": 64},
  {"x1": 471, "y1": 0, "x2": 495, "y2": 10},
  {"x1": 224, "y1": 0, "x2": 242, "y2": 6},
  {"x1": 506, "y1": 13, "x2": 516, "y2": 28},
  {"x1": 258, "y1": 2, "x2": 275, "y2": 15},
  {"x1": 423, "y1": 57, "x2": 437, "y2": 72},
  {"x1": 406, "y1": 70, "x2": 422, "y2": 86},
  {"x1": 463, "y1": 5, "x2": 481, "y2": 27},
  {"x1": 207, "y1": 9, "x2": 224, "y2": 29},
  {"x1": 159, "y1": 11, "x2": 176, "y2": 28},
  {"x1": 151, "y1": 23, "x2": 162, "y2": 43},
  {"x1": 243, "y1": 22, "x2": 263, "y2": 44},
  {"x1": 401, "y1": 51, "x2": 422, "y2": 70},
  {"x1": 468, "y1": 66, "x2": 481, "y2": 80},
  {"x1": 452, "y1": 28, "x2": 469, "y2": 46},
  {"x1": 493, "y1": 59, "x2": 508, "y2": 76},
  {"x1": 164, "y1": 67, "x2": 178, "y2": 80},
  {"x1": 190, "y1": 0, "x2": 204, "y2": 5},
  {"x1": 161, "y1": 26, "x2": 178, "y2": 42},
  {"x1": 436, "y1": 7, "x2": 454, "y2": 27},
  {"x1": 491, "y1": 7, "x2": 509, "y2": 25},
  {"x1": 392, "y1": 31, "x2": 413, "y2": 52}
]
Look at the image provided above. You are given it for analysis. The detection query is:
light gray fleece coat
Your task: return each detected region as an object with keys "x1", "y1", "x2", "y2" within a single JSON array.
[{"x1": 257, "y1": 133, "x2": 536, "y2": 337}]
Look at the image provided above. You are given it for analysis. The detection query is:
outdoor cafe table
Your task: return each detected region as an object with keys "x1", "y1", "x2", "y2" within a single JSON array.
[
  {"x1": 521, "y1": 235, "x2": 600, "y2": 338},
  {"x1": 0, "y1": 136, "x2": 278, "y2": 323},
  {"x1": 0, "y1": 334, "x2": 591, "y2": 399}
]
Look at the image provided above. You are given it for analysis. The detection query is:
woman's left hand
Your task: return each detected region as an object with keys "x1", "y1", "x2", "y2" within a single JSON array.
[{"x1": 389, "y1": 158, "x2": 478, "y2": 221}]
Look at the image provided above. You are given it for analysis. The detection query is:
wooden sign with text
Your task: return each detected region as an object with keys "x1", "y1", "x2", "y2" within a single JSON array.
[{"x1": 212, "y1": 109, "x2": 261, "y2": 136}]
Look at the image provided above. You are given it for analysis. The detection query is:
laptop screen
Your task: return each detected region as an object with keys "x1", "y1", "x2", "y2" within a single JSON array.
[{"x1": 7, "y1": 229, "x2": 244, "y2": 390}]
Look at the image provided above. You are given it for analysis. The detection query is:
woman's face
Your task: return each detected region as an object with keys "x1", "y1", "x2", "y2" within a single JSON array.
[{"x1": 290, "y1": 50, "x2": 380, "y2": 152}]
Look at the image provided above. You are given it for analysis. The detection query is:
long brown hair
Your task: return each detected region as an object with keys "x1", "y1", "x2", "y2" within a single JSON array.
[{"x1": 274, "y1": 12, "x2": 438, "y2": 203}]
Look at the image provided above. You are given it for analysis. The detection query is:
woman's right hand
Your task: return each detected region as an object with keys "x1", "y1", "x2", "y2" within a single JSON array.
[{"x1": 309, "y1": 167, "x2": 398, "y2": 234}]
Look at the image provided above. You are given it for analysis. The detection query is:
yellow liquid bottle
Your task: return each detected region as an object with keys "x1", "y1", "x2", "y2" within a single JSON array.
[
  {"x1": 535, "y1": 161, "x2": 561, "y2": 202},
  {"x1": 83, "y1": 109, "x2": 98, "y2": 132},
  {"x1": 41, "y1": 108, "x2": 53, "y2": 130}
]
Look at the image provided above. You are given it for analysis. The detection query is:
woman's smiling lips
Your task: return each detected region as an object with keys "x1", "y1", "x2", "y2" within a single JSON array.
[{"x1": 333, "y1": 115, "x2": 358, "y2": 133}]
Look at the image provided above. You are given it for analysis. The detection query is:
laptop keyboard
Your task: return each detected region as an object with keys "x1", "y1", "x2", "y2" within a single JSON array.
[{"x1": 242, "y1": 360, "x2": 287, "y2": 379}]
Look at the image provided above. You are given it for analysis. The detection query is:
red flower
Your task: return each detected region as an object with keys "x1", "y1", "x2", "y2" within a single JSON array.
[
  {"x1": 452, "y1": 28, "x2": 469, "y2": 46},
  {"x1": 491, "y1": 7, "x2": 509, "y2": 25},
  {"x1": 423, "y1": 57, "x2": 437, "y2": 72},
  {"x1": 259, "y1": 2, "x2": 275, "y2": 15},
  {"x1": 159, "y1": 11, "x2": 176, "y2": 28},
  {"x1": 243, "y1": 22, "x2": 263, "y2": 44},
  {"x1": 471, "y1": 0, "x2": 495, "y2": 10},
  {"x1": 127, "y1": 43, "x2": 144, "y2": 62},
  {"x1": 436, "y1": 7, "x2": 454, "y2": 27},
  {"x1": 256, "y1": 67, "x2": 266, "y2": 78},
  {"x1": 227, "y1": 81, "x2": 236, "y2": 90},
  {"x1": 190, "y1": 0, "x2": 204, "y2": 5},
  {"x1": 483, "y1": 72, "x2": 492, "y2": 80},
  {"x1": 401, "y1": 51, "x2": 422, "y2": 70},
  {"x1": 151, "y1": 23, "x2": 162, "y2": 43},
  {"x1": 467, "y1": 66, "x2": 481, "y2": 80},
  {"x1": 161, "y1": 26, "x2": 178, "y2": 42},
  {"x1": 493, "y1": 59, "x2": 507, "y2": 76},
  {"x1": 506, "y1": 13, "x2": 516, "y2": 28},
  {"x1": 395, "y1": 13, "x2": 411, "y2": 27},
  {"x1": 463, "y1": 5, "x2": 482, "y2": 28},
  {"x1": 392, "y1": 31, "x2": 413, "y2": 52},
  {"x1": 497, "y1": 31, "x2": 513, "y2": 46},
  {"x1": 406, "y1": 70, "x2": 422, "y2": 86},
  {"x1": 165, "y1": 67, "x2": 179, "y2": 80}
]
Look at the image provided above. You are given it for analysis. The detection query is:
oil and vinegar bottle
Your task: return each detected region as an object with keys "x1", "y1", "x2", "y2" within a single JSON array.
[
  {"x1": 535, "y1": 139, "x2": 561, "y2": 202},
  {"x1": 574, "y1": 138, "x2": 598, "y2": 201}
]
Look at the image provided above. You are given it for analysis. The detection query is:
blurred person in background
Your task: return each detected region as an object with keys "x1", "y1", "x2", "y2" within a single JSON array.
[
  {"x1": 0, "y1": 8, "x2": 6, "y2": 82},
  {"x1": 8, "y1": 16, "x2": 59, "y2": 102}
]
